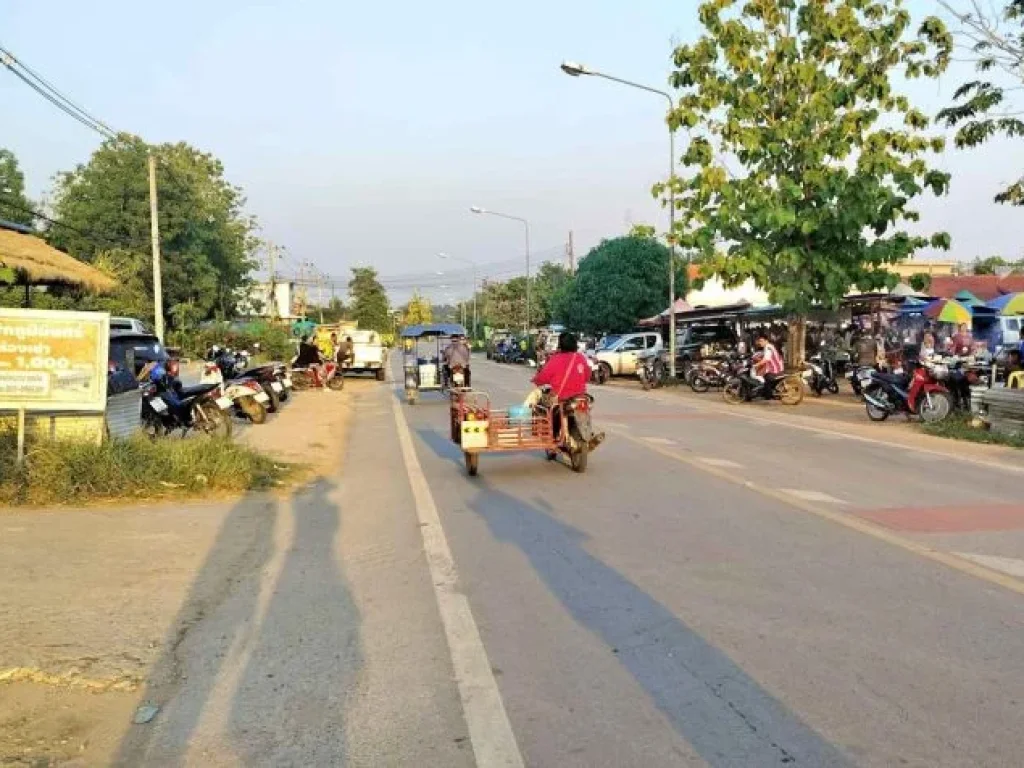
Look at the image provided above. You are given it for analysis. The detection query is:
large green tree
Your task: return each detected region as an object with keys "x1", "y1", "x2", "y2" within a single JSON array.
[
  {"x1": 937, "y1": 0, "x2": 1024, "y2": 203},
  {"x1": 553, "y1": 235, "x2": 683, "y2": 334},
  {"x1": 348, "y1": 266, "x2": 390, "y2": 332},
  {"x1": 666, "y1": 0, "x2": 953, "y2": 318},
  {"x1": 531, "y1": 262, "x2": 573, "y2": 326},
  {"x1": 48, "y1": 135, "x2": 257, "y2": 324},
  {"x1": 0, "y1": 148, "x2": 35, "y2": 227}
]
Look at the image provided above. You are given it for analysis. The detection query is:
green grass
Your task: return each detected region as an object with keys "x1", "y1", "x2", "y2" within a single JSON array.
[
  {"x1": 0, "y1": 431, "x2": 294, "y2": 506},
  {"x1": 920, "y1": 413, "x2": 1024, "y2": 449}
]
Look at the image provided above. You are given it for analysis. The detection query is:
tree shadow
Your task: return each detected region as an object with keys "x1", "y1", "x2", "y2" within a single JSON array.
[
  {"x1": 113, "y1": 480, "x2": 361, "y2": 766},
  {"x1": 466, "y1": 484, "x2": 854, "y2": 767}
]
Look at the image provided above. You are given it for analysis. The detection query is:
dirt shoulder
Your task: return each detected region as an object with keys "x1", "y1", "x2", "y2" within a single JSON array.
[{"x1": 0, "y1": 380, "x2": 363, "y2": 767}]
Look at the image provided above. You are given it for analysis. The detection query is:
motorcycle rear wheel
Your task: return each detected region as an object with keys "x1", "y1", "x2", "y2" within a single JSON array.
[
  {"x1": 263, "y1": 383, "x2": 281, "y2": 413},
  {"x1": 779, "y1": 376, "x2": 804, "y2": 405},
  {"x1": 640, "y1": 371, "x2": 652, "y2": 391},
  {"x1": 327, "y1": 375, "x2": 345, "y2": 391},
  {"x1": 864, "y1": 389, "x2": 890, "y2": 422},
  {"x1": 290, "y1": 371, "x2": 310, "y2": 391},
  {"x1": 690, "y1": 375, "x2": 710, "y2": 394},
  {"x1": 722, "y1": 379, "x2": 744, "y2": 405},
  {"x1": 827, "y1": 380, "x2": 840, "y2": 395},
  {"x1": 570, "y1": 445, "x2": 588, "y2": 473},
  {"x1": 239, "y1": 396, "x2": 267, "y2": 424},
  {"x1": 464, "y1": 451, "x2": 479, "y2": 476},
  {"x1": 598, "y1": 363, "x2": 612, "y2": 385}
]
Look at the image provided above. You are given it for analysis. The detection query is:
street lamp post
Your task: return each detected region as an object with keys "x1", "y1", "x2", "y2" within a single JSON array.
[
  {"x1": 438, "y1": 252, "x2": 478, "y2": 338},
  {"x1": 560, "y1": 60, "x2": 679, "y2": 379},
  {"x1": 470, "y1": 206, "x2": 531, "y2": 333}
]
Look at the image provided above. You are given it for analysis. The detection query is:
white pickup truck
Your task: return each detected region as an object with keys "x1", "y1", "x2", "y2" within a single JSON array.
[{"x1": 348, "y1": 329, "x2": 387, "y2": 381}]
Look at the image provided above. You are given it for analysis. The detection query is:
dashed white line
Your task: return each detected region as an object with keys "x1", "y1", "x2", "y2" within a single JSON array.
[
  {"x1": 698, "y1": 457, "x2": 743, "y2": 469},
  {"x1": 391, "y1": 387, "x2": 524, "y2": 768},
  {"x1": 602, "y1": 421, "x2": 629, "y2": 430},
  {"x1": 642, "y1": 436, "x2": 676, "y2": 446},
  {"x1": 779, "y1": 489, "x2": 848, "y2": 504}
]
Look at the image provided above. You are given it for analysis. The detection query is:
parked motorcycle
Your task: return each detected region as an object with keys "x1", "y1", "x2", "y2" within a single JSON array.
[
  {"x1": 690, "y1": 356, "x2": 742, "y2": 393},
  {"x1": 861, "y1": 361, "x2": 951, "y2": 423},
  {"x1": 723, "y1": 361, "x2": 804, "y2": 405},
  {"x1": 587, "y1": 355, "x2": 608, "y2": 386},
  {"x1": 200, "y1": 360, "x2": 271, "y2": 423},
  {"x1": 210, "y1": 348, "x2": 291, "y2": 412},
  {"x1": 802, "y1": 354, "x2": 840, "y2": 396},
  {"x1": 141, "y1": 366, "x2": 233, "y2": 438},
  {"x1": 637, "y1": 352, "x2": 668, "y2": 391}
]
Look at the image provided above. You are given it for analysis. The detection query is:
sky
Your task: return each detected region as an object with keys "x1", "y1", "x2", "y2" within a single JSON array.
[{"x1": 2, "y1": 0, "x2": 1022, "y2": 303}]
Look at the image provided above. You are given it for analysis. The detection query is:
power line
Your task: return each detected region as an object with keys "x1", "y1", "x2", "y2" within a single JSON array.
[
  {"x1": 0, "y1": 44, "x2": 116, "y2": 139},
  {"x1": 0, "y1": 193, "x2": 148, "y2": 253}
]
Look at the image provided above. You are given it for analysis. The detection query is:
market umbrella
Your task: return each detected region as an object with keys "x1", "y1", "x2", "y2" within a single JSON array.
[
  {"x1": 954, "y1": 289, "x2": 986, "y2": 307},
  {"x1": 922, "y1": 298, "x2": 972, "y2": 324},
  {"x1": 986, "y1": 292, "x2": 1024, "y2": 315}
]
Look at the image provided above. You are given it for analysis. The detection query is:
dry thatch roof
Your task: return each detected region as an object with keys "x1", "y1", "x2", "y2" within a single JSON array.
[{"x1": 0, "y1": 227, "x2": 116, "y2": 293}]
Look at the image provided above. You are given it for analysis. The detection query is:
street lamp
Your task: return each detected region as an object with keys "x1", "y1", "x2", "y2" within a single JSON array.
[
  {"x1": 560, "y1": 59, "x2": 680, "y2": 378},
  {"x1": 469, "y1": 206, "x2": 531, "y2": 333},
  {"x1": 438, "y1": 252, "x2": 478, "y2": 338}
]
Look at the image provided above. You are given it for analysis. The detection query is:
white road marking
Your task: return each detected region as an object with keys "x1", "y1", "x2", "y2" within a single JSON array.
[
  {"x1": 954, "y1": 553, "x2": 1024, "y2": 579},
  {"x1": 698, "y1": 457, "x2": 743, "y2": 469},
  {"x1": 391, "y1": 388, "x2": 524, "y2": 768},
  {"x1": 814, "y1": 432, "x2": 845, "y2": 440},
  {"x1": 642, "y1": 436, "x2": 676, "y2": 446},
  {"x1": 779, "y1": 489, "x2": 848, "y2": 504},
  {"x1": 602, "y1": 421, "x2": 629, "y2": 430}
]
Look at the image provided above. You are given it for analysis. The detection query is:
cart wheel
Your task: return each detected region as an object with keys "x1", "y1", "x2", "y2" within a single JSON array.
[
  {"x1": 545, "y1": 449, "x2": 558, "y2": 461},
  {"x1": 465, "y1": 452, "x2": 479, "y2": 476},
  {"x1": 406, "y1": 390, "x2": 417, "y2": 405}
]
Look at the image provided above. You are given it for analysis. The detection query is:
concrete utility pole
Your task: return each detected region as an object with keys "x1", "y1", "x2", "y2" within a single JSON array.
[
  {"x1": 147, "y1": 152, "x2": 164, "y2": 341},
  {"x1": 566, "y1": 230, "x2": 575, "y2": 273},
  {"x1": 266, "y1": 242, "x2": 279, "y2": 320}
]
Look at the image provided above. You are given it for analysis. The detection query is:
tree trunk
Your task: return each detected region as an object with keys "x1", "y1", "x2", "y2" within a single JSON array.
[{"x1": 786, "y1": 316, "x2": 806, "y2": 370}]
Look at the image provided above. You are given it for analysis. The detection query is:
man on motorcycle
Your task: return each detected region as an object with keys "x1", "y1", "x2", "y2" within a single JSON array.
[
  {"x1": 294, "y1": 334, "x2": 325, "y2": 385},
  {"x1": 443, "y1": 334, "x2": 472, "y2": 387},
  {"x1": 527, "y1": 332, "x2": 604, "y2": 450},
  {"x1": 753, "y1": 333, "x2": 784, "y2": 384}
]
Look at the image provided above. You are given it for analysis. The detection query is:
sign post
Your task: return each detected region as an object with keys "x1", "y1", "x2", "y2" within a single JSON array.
[{"x1": 0, "y1": 309, "x2": 110, "y2": 453}]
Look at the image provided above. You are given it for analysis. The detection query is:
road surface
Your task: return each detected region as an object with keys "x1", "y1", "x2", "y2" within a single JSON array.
[{"x1": 8, "y1": 357, "x2": 1023, "y2": 767}]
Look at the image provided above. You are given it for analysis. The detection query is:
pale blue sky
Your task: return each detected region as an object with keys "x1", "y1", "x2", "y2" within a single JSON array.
[{"x1": 2, "y1": 0, "x2": 1021, "y2": 300}]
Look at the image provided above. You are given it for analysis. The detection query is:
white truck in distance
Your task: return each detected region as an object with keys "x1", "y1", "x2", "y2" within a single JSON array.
[{"x1": 347, "y1": 329, "x2": 387, "y2": 381}]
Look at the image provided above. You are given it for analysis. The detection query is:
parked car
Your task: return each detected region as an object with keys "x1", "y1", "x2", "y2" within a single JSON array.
[
  {"x1": 348, "y1": 329, "x2": 388, "y2": 381},
  {"x1": 675, "y1": 324, "x2": 739, "y2": 367},
  {"x1": 109, "y1": 331, "x2": 178, "y2": 380},
  {"x1": 110, "y1": 316, "x2": 153, "y2": 334},
  {"x1": 593, "y1": 332, "x2": 663, "y2": 379}
]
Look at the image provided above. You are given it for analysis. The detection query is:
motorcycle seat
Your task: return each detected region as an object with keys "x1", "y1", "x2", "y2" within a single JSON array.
[
  {"x1": 178, "y1": 383, "x2": 219, "y2": 398},
  {"x1": 875, "y1": 372, "x2": 909, "y2": 386}
]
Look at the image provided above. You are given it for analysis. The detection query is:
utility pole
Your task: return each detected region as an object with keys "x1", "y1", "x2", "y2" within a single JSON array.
[
  {"x1": 566, "y1": 230, "x2": 575, "y2": 274},
  {"x1": 147, "y1": 152, "x2": 164, "y2": 341},
  {"x1": 317, "y1": 271, "x2": 325, "y2": 323},
  {"x1": 266, "y1": 242, "x2": 279, "y2": 320}
]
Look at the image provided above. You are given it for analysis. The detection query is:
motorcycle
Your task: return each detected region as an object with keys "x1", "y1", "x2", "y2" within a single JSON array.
[
  {"x1": 690, "y1": 356, "x2": 742, "y2": 393},
  {"x1": 141, "y1": 367, "x2": 233, "y2": 438},
  {"x1": 290, "y1": 360, "x2": 345, "y2": 391},
  {"x1": 441, "y1": 363, "x2": 469, "y2": 392},
  {"x1": 200, "y1": 360, "x2": 271, "y2": 423},
  {"x1": 802, "y1": 354, "x2": 840, "y2": 396},
  {"x1": 637, "y1": 351, "x2": 669, "y2": 391},
  {"x1": 587, "y1": 355, "x2": 608, "y2": 386},
  {"x1": 210, "y1": 349, "x2": 291, "y2": 412},
  {"x1": 538, "y1": 388, "x2": 603, "y2": 473},
  {"x1": 861, "y1": 361, "x2": 951, "y2": 423},
  {"x1": 722, "y1": 361, "x2": 804, "y2": 405}
]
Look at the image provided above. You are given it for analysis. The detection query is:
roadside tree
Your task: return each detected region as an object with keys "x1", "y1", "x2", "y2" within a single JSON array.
[
  {"x1": 348, "y1": 266, "x2": 390, "y2": 332},
  {"x1": 402, "y1": 291, "x2": 433, "y2": 325},
  {"x1": 0, "y1": 148, "x2": 35, "y2": 227},
  {"x1": 666, "y1": 0, "x2": 953, "y2": 363}
]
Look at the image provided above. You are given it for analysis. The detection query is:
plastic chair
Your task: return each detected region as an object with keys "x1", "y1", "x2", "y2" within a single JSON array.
[{"x1": 1008, "y1": 371, "x2": 1024, "y2": 389}]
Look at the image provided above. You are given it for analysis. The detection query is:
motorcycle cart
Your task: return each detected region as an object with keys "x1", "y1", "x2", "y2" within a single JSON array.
[
  {"x1": 450, "y1": 389, "x2": 593, "y2": 476},
  {"x1": 401, "y1": 323, "x2": 468, "y2": 405}
]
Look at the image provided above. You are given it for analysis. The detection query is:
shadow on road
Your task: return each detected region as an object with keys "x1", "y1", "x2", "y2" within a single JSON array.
[
  {"x1": 114, "y1": 480, "x2": 361, "y2": 766},
  {"x1": 466, "y1": 484, "x2": 854, "y2": 767}
]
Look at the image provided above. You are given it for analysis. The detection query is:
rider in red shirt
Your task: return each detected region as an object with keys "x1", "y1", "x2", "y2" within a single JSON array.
[{"x1": 532, "y1": 332, "x2": 590, "y2": 399}]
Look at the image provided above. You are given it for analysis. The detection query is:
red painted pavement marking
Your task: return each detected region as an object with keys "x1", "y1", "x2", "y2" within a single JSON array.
[{"x1": 854, "y1": 504, "x2": 1024, "y2": 533}]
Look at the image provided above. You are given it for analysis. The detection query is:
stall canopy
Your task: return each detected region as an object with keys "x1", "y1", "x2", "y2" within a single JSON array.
[
  {"x1": 954, "y1": 289, "x2": 987, "y2": 308},
  {"x1": 0, "y1": 224, "x2": 116, "y2": 305},
  {"x1": 922, "y1": 298, "x2": 973, "y2": 324},
  {"x1": 637, "y1": 298, "x2": 694, "y2": 327},
  {"x1": 986, "y1": 292, "x2": 1024, "y2": 316},
  {"x1": 400, "y1": 323, "x2": 468, "y2": 338}
]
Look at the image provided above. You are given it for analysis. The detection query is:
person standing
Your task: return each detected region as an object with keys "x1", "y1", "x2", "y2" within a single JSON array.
[{"x1": 336, "y1": 335, "x2": 354, "y2": 369}]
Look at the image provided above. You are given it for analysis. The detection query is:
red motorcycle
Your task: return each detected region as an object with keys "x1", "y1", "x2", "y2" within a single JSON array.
[
  {"x1": 290, "y1": 361, "x2": 345, "y2": 391},
  {"x1": 862, "y1": 360, "x2": 951, "y2": 423}
]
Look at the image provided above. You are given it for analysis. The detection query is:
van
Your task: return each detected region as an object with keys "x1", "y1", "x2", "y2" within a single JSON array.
[{"x1": 996, "y1": 316, "x2": 1021, "y2": 349}]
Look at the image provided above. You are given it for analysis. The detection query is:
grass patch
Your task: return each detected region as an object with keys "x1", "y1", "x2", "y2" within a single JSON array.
[
  {"x1": 920, "y1": 412, "x2": 1024, "y2": 449},
  {"x1": 0, "y1": 431, "x2": 295, "y2": 506}
]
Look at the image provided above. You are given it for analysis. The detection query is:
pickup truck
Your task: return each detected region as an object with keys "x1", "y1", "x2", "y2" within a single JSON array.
[{"x1": 348, "y1": 329, "x2": 388, "y2": 381}]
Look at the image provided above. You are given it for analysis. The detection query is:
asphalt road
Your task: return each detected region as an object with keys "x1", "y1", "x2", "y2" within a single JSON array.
[
  {"x1": 93, "y1": 356, "x2": 1024, "y2": 767},
  {"x1": 396, "y1": 357, "x2": 1024, "y2": 768}
]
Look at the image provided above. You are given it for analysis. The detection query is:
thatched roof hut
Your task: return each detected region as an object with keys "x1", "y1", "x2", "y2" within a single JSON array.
[{"x1": 0, "y1": 224, "x2": 116, "y2": 299}]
